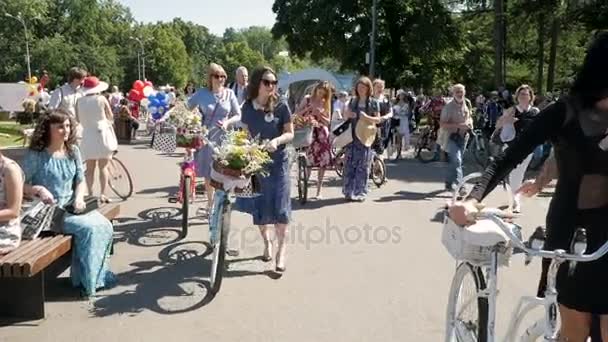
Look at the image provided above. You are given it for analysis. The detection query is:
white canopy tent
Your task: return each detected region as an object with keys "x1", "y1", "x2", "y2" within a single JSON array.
[{"x1": 278, "y1": 68, "x2": 355, "y2": 111}]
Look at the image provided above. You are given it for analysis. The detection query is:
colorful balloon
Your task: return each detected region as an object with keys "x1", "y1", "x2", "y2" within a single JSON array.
[
  {"x1": 144, "y1": 80, "x2": 153, "y2": 88},
  {"x1": 156, "y1": 92, "x2": 166, "y2": 101},
  {"x1": 149, "y1": 106, "x2": 158, "y2": 114},
  {"x1": 133, "y1": 80, "x2": 145, "y2": 91},
  {"x1": 140, "y1": 98, "x2": 150, "y2": 107},
  {"x1": 158, "y1": 106, "x2": 166, "y2": 115},
  {"x1": 129, "y1": 89, "x2": 142, "y2": 101},
  {"x1": 152, "y1": 112, "x2": 162, "y2": 121},
  {"x1": 142, "y1": 86, "x2": 154, "y2": 97}
]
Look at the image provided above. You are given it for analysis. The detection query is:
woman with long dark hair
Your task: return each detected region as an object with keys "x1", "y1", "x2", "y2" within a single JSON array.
[
  {"x1": 22, "y1": 110, "x2": 115, "y2": 296},
  {"x1": 449, "y1": 32, "x2": 608, "y2": 340},
  {"x1": 238, "y1": 66, "x2": 293, "y2": 273}
]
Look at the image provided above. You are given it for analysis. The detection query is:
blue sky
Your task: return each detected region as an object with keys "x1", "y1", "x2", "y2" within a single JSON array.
[{"x1": 118, "y1": 0, "x2": 277, "y2": 36}]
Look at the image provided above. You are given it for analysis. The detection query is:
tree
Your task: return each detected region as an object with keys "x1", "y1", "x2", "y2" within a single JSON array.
[{"x1": 272, "y1": 0, "x2": 459, "y2": 89}]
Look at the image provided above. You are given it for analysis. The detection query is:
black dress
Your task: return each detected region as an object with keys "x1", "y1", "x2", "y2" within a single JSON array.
[{"x1": 469, "y1": 98, "x2": 608, "y2": 314}]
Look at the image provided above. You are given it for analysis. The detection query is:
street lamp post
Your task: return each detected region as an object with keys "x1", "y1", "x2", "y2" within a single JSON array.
[
  {"x1": 5, "y1": 12, "x2": 31, "y2": 82},
  {"x1": 130, "y1": 36, "x2": 146, "y2": 80},
  {"x1": 369, "y1": 0, "x2": 378, "y2": 78}
]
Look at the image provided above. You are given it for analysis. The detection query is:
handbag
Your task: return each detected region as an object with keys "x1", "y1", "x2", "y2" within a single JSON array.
[
  {"x1": 64, "y1": 196, "x2": 99, "y2": 215},
  {"x1": 332, "y1": 119, "x2": 353, "y2": 149}
]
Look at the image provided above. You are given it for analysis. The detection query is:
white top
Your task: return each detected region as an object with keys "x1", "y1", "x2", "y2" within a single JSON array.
[
  {"x1": 48, "y1": 84, "x2": 83, "y2": 117},
  {"x1": 231, "y1": 83, "x2": 247, "y2": 105}
]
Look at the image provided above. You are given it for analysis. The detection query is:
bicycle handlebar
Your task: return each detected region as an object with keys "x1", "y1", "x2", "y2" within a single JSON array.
[{"x1": 477, "y1": 211, "x2": 608, "y2": 263}]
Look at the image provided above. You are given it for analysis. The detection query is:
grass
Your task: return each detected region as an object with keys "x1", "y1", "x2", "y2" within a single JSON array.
[{"x1": 0, "y1": 121, "x2": 29, "y2": 148}]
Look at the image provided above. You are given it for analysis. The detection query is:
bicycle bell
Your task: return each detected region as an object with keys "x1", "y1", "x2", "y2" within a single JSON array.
[
  {"x1": 570, "y1": 228, "x2": 587, "y2": 255},
  {"x1": 529, "y1": 226, "x2": 546, "y2": 250}
]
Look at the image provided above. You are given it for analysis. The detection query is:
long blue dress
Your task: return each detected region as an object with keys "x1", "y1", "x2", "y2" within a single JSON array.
[
  {"x1": 342, "y1": 98, "x2": 379, "y2": 199},
  {"x1": 235, "y1": 101, "x2": 292, "y2": 225},
  {"x1": 187, "y1": 88, "x2": 241, "y2": 178},
  {"x1": 22, "y1": 146, "x2": 115, "y2": 296}
]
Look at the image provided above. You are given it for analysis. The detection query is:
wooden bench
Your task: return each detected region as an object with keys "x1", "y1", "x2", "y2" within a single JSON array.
[{"x1": 0, "y1": 203, "x2": 121, "y2": 321}]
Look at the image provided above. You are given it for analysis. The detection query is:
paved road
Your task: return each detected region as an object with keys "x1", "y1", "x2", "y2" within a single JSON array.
[{"x1": 2, "y1": 141, "x2": 553, "y2": 342}]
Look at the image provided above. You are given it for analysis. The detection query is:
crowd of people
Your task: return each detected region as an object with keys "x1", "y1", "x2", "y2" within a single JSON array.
[{"x1": 1, "y1": 29, "x2": 607, "y2": 340}]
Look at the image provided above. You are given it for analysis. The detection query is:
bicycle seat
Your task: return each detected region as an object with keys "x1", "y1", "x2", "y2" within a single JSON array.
[{"x1": 462, "y1": 219, "x2": 512, "y2": 247}]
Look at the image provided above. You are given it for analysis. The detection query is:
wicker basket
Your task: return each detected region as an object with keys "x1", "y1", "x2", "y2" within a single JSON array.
[
  {"x1": 213, "y1": 160, "x2": 245, "y2": 178},
  {"x1": 176, "y1": 133, "x2": 204, "y2": 149},
  {"x1": 441, "y1": 214, "x2": 514, "y2": 267},
  {"x1": 209, "y1": 176, "x2": 261, "y2": 198},
  {"x1": 292, "y1": 126, "x2": 314, "y2": 149}
]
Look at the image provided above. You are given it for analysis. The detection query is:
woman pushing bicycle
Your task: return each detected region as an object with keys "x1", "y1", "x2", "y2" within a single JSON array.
[{"x1": 449, "y1": 32, "x2": 608, "y2": 341}]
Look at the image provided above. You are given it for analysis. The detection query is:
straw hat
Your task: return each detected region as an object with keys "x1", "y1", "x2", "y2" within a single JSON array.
[
  {"x1": 82, "y1": 76, "x2": 109, "y2": 95},
  {"x1": 355, "y1": 116, "x2": 378, "y2": 147}
]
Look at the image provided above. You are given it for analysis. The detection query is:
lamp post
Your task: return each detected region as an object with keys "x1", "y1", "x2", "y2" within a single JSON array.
[
  {"x1": 5, "y1": 12, "x2": 31, "y2": 82},
  {"x1": 369, "y1": 0, "x2": 378, "y2": 78},
  {"x1": 130, "y1": 36, "x2": 145, "y2": 80}
]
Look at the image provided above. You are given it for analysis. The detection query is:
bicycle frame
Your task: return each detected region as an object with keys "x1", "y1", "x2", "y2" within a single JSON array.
[
  {"x1": 474, "y1": 251, "x2": 562, "y2": 342},
  {"x1": 177, "y1": 153, "x2": 197, "y2": 204}
]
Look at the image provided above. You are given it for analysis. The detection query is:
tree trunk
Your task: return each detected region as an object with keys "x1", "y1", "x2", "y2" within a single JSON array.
[
  {"x1": 494, "y1": 0, "x2": 505, "y2": 89},
  {"x1": 546, "y1": 14, "x2": 560, "y2": 93},
  {"x1": 536, "y1": 12, "x2": 546, "y2": 95}
]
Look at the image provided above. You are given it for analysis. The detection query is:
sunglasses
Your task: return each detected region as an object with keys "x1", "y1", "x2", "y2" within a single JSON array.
[
  {"x1": 262, "y1": 79, "x2": 278, "y2": 87},
  {"x1": 213, "y1": 74, "x2": 227, "y2": 80}
]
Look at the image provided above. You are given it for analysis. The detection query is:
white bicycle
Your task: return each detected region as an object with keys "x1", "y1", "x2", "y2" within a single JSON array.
[{"x1": 443, "y1": 173, "x2": 608, "y2": 342}]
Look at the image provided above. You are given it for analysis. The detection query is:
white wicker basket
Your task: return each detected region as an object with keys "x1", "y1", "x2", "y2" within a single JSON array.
[
  {"x1": 441, "y1": 213, "x2": 514, "y2": 267},
  {"x1": 292, "y1": 126, "x2": 314, "y2": 149}
]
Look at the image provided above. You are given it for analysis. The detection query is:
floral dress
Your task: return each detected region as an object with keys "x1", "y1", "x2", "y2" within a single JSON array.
[{"x1": 300, "y1": 100, "x2": 332, "y2": 168}]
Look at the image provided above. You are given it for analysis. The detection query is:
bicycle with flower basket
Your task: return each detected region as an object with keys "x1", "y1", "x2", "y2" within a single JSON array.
[
  {"x1": 164, "y1": 103, "x2": 206, "y2": 237},
  {"x1": 206, "y1": 129, "x2": 272, "y2": 294},
  {"x1": 292, "y1": 115, "x2": 345, "y2": 204}
]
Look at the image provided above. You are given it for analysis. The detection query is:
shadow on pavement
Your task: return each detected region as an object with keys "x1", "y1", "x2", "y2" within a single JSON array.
[
  {"x1": 291, "y1": 197, "x2": 348, "y2": 211},
  {"x1": 91, "y1": 241, "x2": 215, "y2": 317},
  {"x1": 375, "y1": 189, "x2": 450, "y2": 203},
  {"x1": 136, "y1": 185, "x2": 179, "y2": 198}
]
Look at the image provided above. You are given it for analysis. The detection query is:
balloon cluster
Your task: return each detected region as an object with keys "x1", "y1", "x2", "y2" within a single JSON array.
[
  {"x1": 127, "y1": 80, "x2": 170, "y2": 121},
  {"x1": 26, "y1": 76, "x2": 39, "y2": 97}
]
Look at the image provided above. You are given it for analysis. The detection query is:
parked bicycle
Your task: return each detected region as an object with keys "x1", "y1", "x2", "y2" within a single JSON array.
[
  {"x1": 443, "y1": 173, "x2": 606, "y2": 342},
  {"x1": 168, "y1": 149, "x2": 197, "y2": 238}
]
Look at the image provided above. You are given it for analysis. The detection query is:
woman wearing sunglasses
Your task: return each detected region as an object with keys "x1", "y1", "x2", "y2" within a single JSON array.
[
  {"x1": 236, "y1": 66, "x2": 293, "y2": 273},
  {"x1": 187, "y1": 63, "x2": 242, "y2": 216}
]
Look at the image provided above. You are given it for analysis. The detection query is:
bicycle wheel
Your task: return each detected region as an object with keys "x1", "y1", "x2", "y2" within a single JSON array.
[
  {"x1": 209, "y1": 195, "x2": 229, "y2": 294},
  {"x1": 416, "y1": 130, "x2": 437, "y2": 163},
  {"x1": 108, "y1": 158, "x2": 134, "y2": 200},
  {"x1": 445, "y1": 262, "x2": 488, "y2": 342},
  {"x1": 371, "y1": 156, "x2": 386, "y2": 188},
  {"x1": 297, "y1": 155, "x2": 308, "y2": 204},
  {"x1": 334, "y1": 149, "x2": 345, "y2": 178},
  {"x1": 181, "y1": 176, "x2": 190, "y2": 238}
]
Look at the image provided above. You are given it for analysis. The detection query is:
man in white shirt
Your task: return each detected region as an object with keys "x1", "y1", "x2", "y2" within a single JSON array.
[
  {"x1": 166, "y1": 87, "x2": 177, "y2": 107},
  {"x1": 48, "y1": 67, "x2": 86, "y2": 117},
  {"x1": 229, "y1": 66, "x2": 248, "y2": 105}
]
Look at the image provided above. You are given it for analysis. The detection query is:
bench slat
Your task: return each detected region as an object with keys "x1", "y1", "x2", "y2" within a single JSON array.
[
  {"x1": 11, "y1": 236, "x2": 65, "y2": 277},
  {"x1": 0, "y1": 239, "x2": 47, "y2": 277},
  {"x1": 0, "y1": 203, "x2": 120, "y2": 279},
  {"x1": 23, "y1": 236, "x2": 71, "y2": 277}
]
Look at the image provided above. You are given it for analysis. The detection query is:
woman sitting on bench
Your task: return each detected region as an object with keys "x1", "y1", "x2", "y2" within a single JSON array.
[
  {"x1": 0, "y1": 151, "x2": 24, "y2": 254},
  {"x1": 21, "y1": 110, "x2": 116, "y2": 297}
]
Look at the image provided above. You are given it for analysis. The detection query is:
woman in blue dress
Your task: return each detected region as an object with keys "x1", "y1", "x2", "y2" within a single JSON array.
[
  {"x1": 187, "y1": 63, "x2": 241, "y2": 214},
  {"x1": 342, "y1": 77, "x2": 381, "y2": 202},
  {"x1": 238, "y1": 66, "x2": 293, "y2": 273},
  {"x1": 22, "y1": 110, "x2": 116, "y2": 297}
]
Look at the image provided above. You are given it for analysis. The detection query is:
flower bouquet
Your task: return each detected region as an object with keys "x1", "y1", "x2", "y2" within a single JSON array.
[
  {"x1": 209, "y1": 130, "x2": 272, "y2": 195},
  {"x1": 166, "y1": 102, "x2": 206, "y2": 149}
]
